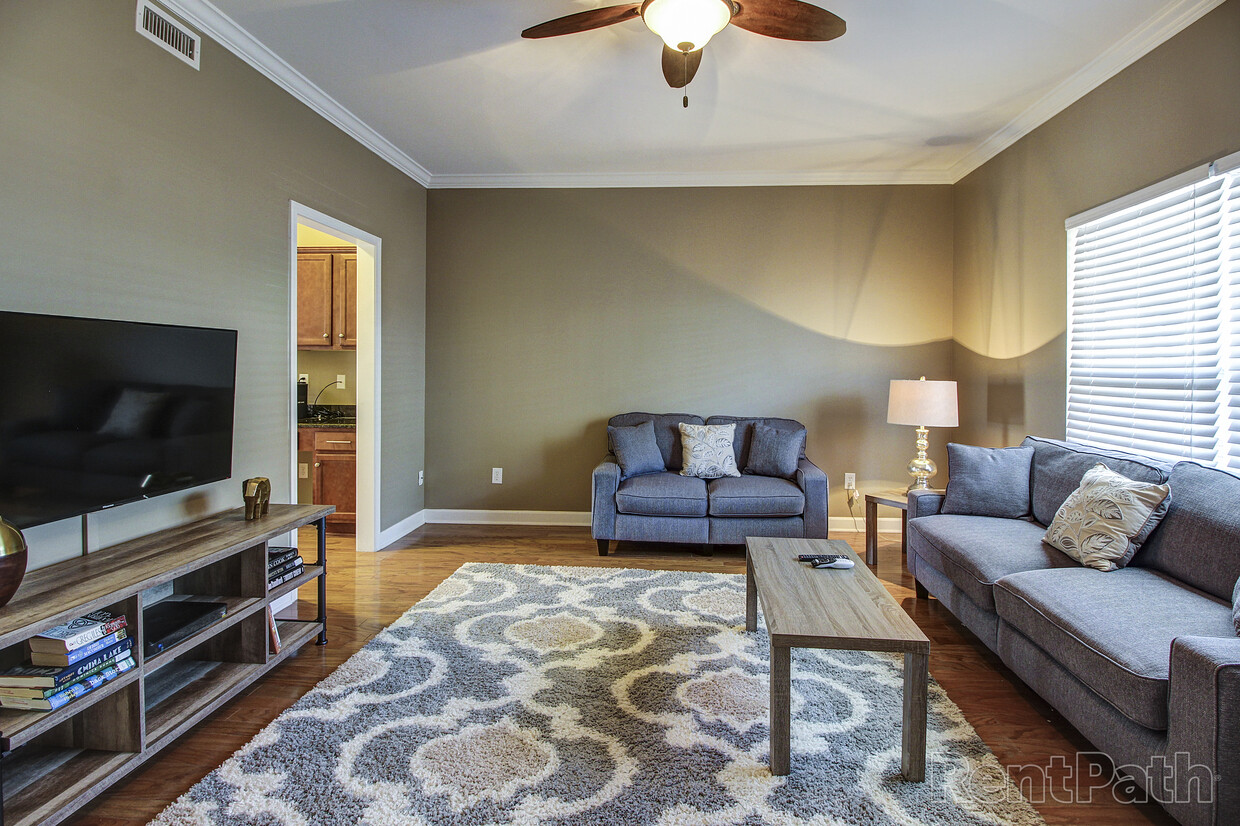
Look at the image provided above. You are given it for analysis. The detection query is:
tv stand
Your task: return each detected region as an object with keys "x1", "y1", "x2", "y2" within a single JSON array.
[{"x1": 0, "y1": 503, "x2": 333, "y2": 826}]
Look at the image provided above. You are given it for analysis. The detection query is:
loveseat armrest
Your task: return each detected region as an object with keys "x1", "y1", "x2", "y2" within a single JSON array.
[
  {"x1": 907, "y1": 489, "x2": 945, "y2": 519},
  {"x1": 796, "y1": 458, "x2": 829, "y2": 538},
  {"x1": 1165, "y1": 635, "x2": 1240, "y2": 826},
  {"x1": 591, "y1": 454, "x2": 622, "y2": 540}
]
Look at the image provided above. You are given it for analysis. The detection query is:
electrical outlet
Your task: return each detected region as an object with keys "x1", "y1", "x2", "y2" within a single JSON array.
[
  {"x1": 419, "y1": 470, "x2": 424, "y2": 486},
  {"x1": 298, "y1": 373, "x2": 309, "y2": 384},
  {"x1": 843, "y1": 473, "x2": 856, "y2": 490},
  {"x1": 336, "y1": 374, "x2": 346, "y2": 390},
  {"x1": 298, "y1": 463, "x2": 309, "y2": 479},
  {"x1": 492, "y1": 467, "x2": 503, "y2": 484}
]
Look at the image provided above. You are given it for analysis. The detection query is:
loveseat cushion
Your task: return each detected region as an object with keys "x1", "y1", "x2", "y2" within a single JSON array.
[
  {"x1": 1133, "y1": 462, "x2": 1240, "y2": 602},
  {"x1": 995, "y1": 567, "x2": 1235, "y2": 730},
  {"x1": 907, "y1": 515, "x2": 1076, "y2": 609},
  {"x1": 707, "y1": 476, "x2": 805, "y2": 517},
  {"x1": 615, "y1": 472, "x2": 707, "y2": 518},
  {"x1": 705, "y1": 416, "x2": 806, "y2": 470},
  {"x1": 1022, "y1": 436, "x2": 1171, "y2": 527},
  {"x1": 609, "y1": 413, "x2": 704, "y2": 472}
]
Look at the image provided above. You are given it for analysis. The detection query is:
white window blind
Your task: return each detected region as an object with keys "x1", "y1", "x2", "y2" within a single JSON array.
[{"x1": 1067, "y1": 158, "x2": 1239, "y2": 466}]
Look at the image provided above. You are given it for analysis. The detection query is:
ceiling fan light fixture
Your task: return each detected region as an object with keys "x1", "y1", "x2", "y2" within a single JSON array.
[{"x1": 641, "y1": 0, "x2": 733, "y2": 53}]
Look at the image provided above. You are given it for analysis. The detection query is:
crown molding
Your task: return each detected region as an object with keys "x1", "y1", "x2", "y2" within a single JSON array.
[
  {"x1": 160, "y1": 0, "x2": 433, "y2": 188},
  {"x1": 161, "y1": 0, "x2": 1222, "y2": 191},
  {"x1": 947, "y1": 0, "x2": 1226, "y2": 184},
  {"x1": 427, "y1": 169, "x2": 956, "y2": 189}
]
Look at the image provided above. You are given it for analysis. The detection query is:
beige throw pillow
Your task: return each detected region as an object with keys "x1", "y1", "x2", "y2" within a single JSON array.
[
  {"x1": 679, "y1": 423, "x2": 741, "y2": 479},
  {"x1": 1044, "y1": 463, "x2": 1171, "y2": 572}
]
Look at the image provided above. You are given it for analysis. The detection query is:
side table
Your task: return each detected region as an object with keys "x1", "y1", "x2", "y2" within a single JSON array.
[{"x1": 863, "y1": 489, "x2": 941, "y2": 565}]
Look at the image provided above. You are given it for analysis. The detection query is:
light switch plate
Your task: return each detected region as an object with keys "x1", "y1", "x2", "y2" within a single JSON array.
[{"x1": 298, "y1": 463, "x2": 309, "y2": 479}]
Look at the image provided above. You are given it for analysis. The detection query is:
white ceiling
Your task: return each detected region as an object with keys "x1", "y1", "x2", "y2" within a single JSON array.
[{"x1": 171, "y1": 0, "x2": 1223, "y2": 187}]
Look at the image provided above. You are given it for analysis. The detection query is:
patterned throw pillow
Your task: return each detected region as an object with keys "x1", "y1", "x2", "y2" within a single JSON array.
[
  {"x1": 1043, "y1": 463, "x2": 1171, "y2": 572},
  {"x1": 1234, "y1": 577, "x2": 1240, "y2": 637},
  {"x1": 679, "y1": 423, "x2": 741, "y2": 479}
]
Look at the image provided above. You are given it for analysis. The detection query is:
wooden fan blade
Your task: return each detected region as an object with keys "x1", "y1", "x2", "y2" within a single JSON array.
[
  {"x1": 522, "y1": 4, "x2": 642, "y2": 39},
  {"x1": 661, "y1": 45, "x2": 703, "y2": 88},
  {"x1": 730, "y1": 0, "x2": 845, "y2": 41}
]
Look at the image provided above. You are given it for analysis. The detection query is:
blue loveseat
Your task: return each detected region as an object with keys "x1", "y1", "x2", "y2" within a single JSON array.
[
  {"x1": 908, "y1": 436, "x2": 1240, "y2": 826},
  {"x1": 591, "y1": 413, "x2": 829, "y2": 554}
]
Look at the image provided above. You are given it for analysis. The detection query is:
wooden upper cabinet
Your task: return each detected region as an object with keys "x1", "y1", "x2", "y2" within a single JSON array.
[
  {"x1": 338, "y1": 254, "x2": 358, "y2": 349},
  {"x1": 297, "y1": 247, "x2": 357, "y2": 350},
  {"x1": 297, "y1": 252, "x2": 334, "y2": 348}
]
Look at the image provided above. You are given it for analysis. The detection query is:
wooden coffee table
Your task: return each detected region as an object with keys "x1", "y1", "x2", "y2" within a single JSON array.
[{"x1": 745, "y1": 536, "x2": 930, "y2": 780}]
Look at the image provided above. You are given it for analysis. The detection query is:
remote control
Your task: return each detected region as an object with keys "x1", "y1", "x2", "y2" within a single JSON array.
[
  {"x1": 812, "y1": 557, "x2": 855, "y2": 569},
  {"x1": 797, "y1": 553, "x2": 843, "y2": 562}
]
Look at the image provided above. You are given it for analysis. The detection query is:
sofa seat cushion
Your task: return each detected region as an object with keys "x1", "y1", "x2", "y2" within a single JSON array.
[
  {"x1": 615, "y1": 472, "x2": 707, "y2": 518},
  {"x1": 994, "y1": 567, "x2": 1235, "y2": 730},
  {"x1": 707, "y1": 476, "x2": 805, "y2": 517},
  {"x1": 907, "y1": 515, "x2": 1076, "y2": 610}
]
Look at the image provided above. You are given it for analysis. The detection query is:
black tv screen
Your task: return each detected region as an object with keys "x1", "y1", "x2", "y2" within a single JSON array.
[{"x1": 0, "y1": 311, "x2": 237, "y2": 529}]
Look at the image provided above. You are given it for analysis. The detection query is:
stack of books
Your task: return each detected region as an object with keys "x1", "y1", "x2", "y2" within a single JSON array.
[
  {"x1": 0, "y1": 610, "x2": 136, "y2": 711},
  {"x1": 268, "y1": 546, "x2": 305, "y2": 590}
]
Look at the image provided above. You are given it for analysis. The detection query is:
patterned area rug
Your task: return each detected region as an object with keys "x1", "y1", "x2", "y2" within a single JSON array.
[{"x1": 153, "y1": 563, "x2": 1044, "y2": 825}]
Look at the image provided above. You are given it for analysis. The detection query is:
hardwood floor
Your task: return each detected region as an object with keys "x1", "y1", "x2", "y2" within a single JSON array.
[{"x1": 68, "y1": 525, "x2": 1172, "y2": 825}]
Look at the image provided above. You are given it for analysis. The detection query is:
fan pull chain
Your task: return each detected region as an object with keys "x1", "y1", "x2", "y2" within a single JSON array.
[{"x1": 683, "y1": 49, "x2": 690, "y2": 108}]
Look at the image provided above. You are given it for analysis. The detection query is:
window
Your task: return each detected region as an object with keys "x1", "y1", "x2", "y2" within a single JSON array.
[{"x1": 1066, "y1": 151, "x2": 1240, "y2": 467}]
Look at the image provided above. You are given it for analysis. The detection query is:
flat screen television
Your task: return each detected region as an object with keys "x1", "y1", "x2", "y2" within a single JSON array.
[{"x1": 0, "y1": 311, "x2": 238, "y2": 529}]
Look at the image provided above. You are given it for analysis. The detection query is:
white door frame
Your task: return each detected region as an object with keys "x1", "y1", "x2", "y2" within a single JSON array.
[{"x1": 289, "y1": 202, "x2": 382, "y2": 552}]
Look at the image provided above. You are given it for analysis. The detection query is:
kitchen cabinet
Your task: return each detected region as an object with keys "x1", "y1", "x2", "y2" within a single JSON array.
[
  {"x1": 297, "y1": 246, "x2": 356, "y2": 350},
  {"x1": 299, "y1": 427, "x2": 356, "y2": 533}
]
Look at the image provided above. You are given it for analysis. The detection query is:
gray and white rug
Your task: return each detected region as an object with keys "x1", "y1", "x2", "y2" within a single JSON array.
[{"x1": 152, "y1": 563, "x2": 1044, "y2": 825}]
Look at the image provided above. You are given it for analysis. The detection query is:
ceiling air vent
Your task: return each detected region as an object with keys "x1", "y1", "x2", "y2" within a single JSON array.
[{"x1": 135, "y1": 0, "x2": 200, "y2": 70}]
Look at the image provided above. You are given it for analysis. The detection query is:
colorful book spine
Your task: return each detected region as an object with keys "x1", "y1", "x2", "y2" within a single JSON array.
[
  {"x1": 29, "y1": 629, "x2": 128, "y2": 667},
  {"x1": 28, "y1": 610, "x2": 128, "y2": 654},
  {"x1": 267, "y1": 547, "x2": 300, "y2": 568},
  {"x1": 0, "y1": 656, "x2": 135, "y2": 711},
  {"x1": 267, "y1": 564, "x2": 305, "y2": 590},
  {"x1": 267, "y1": 556, "x2": 304, "y2": 580},
  {"x1": 0, "y1": 652, "x2": 130, "y2": 698}
]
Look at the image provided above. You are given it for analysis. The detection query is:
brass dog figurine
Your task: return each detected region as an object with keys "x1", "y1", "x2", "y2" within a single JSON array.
[{"x1": 242, "y1": 477, "x2": 271, "y2": 520}]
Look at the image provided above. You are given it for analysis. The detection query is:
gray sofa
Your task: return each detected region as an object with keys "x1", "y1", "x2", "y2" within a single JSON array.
[
  {"x1": 907, "y1": 435, "x2": 1240, "y2": 826},
  {"x1": 591, "y1": 413, "x2": 828, "y2": 554}
]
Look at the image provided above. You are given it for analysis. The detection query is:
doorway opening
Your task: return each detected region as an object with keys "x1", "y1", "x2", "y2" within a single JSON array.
[{"x1": 289, "y1": 203, "x2": 381, "y2": 552}]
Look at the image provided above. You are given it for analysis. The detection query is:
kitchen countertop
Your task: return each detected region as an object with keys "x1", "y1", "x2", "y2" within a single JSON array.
[{"x1": 298, "y1": 421, "x2": 356, "y2": 429}]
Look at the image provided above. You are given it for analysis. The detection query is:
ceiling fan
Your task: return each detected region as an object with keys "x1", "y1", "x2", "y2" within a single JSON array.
[{"x1": 523, "y1": 0, "x2": 846, "y2": 102}]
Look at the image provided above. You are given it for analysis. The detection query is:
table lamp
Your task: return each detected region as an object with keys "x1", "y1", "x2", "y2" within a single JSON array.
[{"x1": 887, "y1": 377, "x2": 959, "y2": 491}]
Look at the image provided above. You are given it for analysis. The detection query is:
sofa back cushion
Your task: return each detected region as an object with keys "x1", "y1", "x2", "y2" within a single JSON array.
[
  {"x1": 1132, "y1": 461, "x2": 1240, "y2": 601},
  {"x1": 608, "y1": 413, "x2": 704, "y2": 471},
  {"x1": 1022, "y1": 436, "x2": 1171, "y2": 527},
  {"x1": 705, "y1": 416, "x2": 807, "y2": 470}
]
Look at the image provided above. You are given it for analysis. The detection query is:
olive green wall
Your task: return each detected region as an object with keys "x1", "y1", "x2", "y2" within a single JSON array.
[
  {"x1": 952, "y1": 0, "x2": 1240, "y2": 447},
  {"x1": 426, "y1": 186, "x2": 955, "y2": 514},
  {"x1": 0, "y1": 0, "x2": 426, "y2": 567}
]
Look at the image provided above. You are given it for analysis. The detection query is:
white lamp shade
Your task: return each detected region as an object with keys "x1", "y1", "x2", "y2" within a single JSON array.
[
  {"x1": 887, "y1": 379, "x2": 959, "y2": 427},
  {"x1": 642, "y1": 0, "x2": 733, "y2": 52}
]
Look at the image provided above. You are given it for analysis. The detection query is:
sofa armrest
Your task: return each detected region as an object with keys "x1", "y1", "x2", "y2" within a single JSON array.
[
  {"x1": 796, "y1": 458, "x2": 829, "y2": 538},
  {"x1": 907, "y1": 489, "x2": 945, "y2": 519},
  {"x1": 1166, "y1": 635, "x2": 1240, "y2": 826},
  {"x1": 591, "y1": 454, "x2": 622, "y2": 540}
]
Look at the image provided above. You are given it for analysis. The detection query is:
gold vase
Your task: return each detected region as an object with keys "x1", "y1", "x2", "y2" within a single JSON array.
[{"x1": 0, "y1": 517, "x2": 28, "y2": 609}]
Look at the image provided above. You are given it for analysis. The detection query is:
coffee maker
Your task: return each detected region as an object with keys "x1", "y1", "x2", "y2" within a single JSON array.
[{"x1": 296, "y1": 377, "x2": 309, "y2": 420}]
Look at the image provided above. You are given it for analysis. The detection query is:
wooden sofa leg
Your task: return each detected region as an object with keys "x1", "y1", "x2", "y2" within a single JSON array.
[
  {"x1": 597, "y1": 539, "x2": 610, "y2": 556},
  {"x1": 914, "y1": 579, "x2": 929, "y2": 600}
]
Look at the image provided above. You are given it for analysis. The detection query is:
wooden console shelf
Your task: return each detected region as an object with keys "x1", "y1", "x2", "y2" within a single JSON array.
[{"x1": 0, "y1": 504, "x2": 333, "y2": 826}]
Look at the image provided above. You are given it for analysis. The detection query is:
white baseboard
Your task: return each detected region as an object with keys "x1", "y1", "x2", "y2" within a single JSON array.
[
  {"x1": 375, "y1": 509, "x2": 427, "y2": 550},
  {"x1": 830, "y1": 516, "x2": 902, "y2": 532},
  {"x1": 414, "y1": 510, "x2": 898, "y2": 534},
  {"x1": 423, "y1": 509, "x2": 592, "y2": 527}
]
